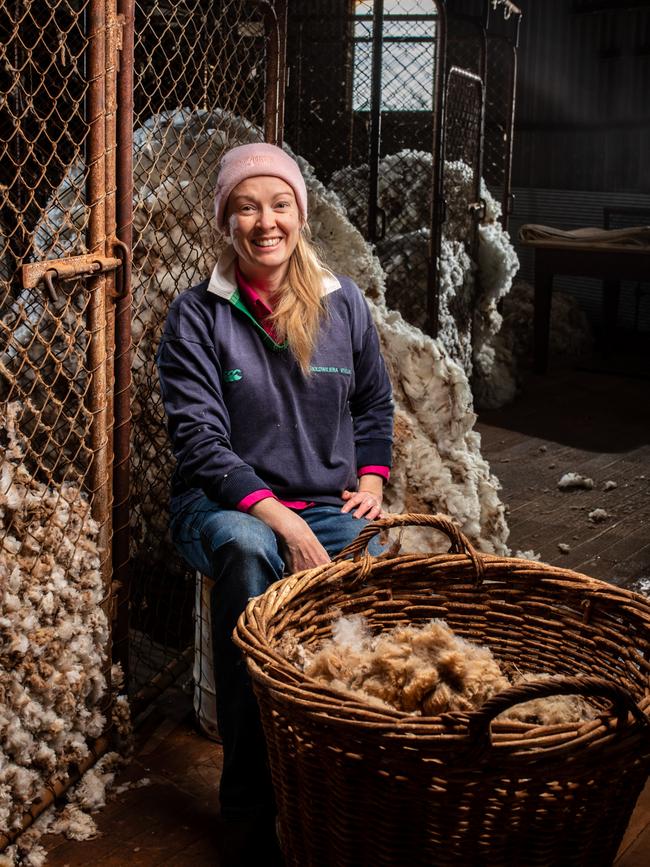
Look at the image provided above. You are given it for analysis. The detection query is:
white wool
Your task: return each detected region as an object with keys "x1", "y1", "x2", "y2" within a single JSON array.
[
  {"x1": 514, "y1": 549, "x2": 542, "y2": 562},
  {"x1": 111, "y1": 662, "x2": 125, "y2": 692},
  {"x1": 68, "y1": 752, "x2": 123, "y2": 812},
  {"x1": 588, "y1": 509, "x2": 609, "y2": 523},
  {"x1": 113, "y1": 776, "x2": 151, "y2": 796},
  {"x1": 0, "y1": 735, "x2": 127, "y2": 862},
  {"x1": 603, "y1": 480, "x2": 617, "y2": 491},
  {"x1": 49, "y1": 804, "x2": 98, "y2": 841},
  {"x1": 339, "y1": 157, "x2": 520, "y2": 409},
  {"x1": 0, "y1": 404, "x2": 111, "y2": 837},
  {"x1": 472, "y1": 218, "x2": 521, "y2": 410},
  {"x1": 330, "y1": 154, "x2": 521, "y2": 412},
  {"x1": 558, "y1": 473, "x2": 594, "y2": 490},
  {"x1": 4, "y1": 844, "x2": 48, "y2": 867},
  {"x1": 111, "y1": 694, "x2": 134, "y2": 746},
  {"x1": 330, "y1": 614, "x2": 372, "y2": 652}
]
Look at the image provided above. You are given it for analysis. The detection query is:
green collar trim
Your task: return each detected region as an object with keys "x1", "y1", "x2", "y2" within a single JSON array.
[{"x1": 229, "y1": 289, "x2": 288, "y2": 351}]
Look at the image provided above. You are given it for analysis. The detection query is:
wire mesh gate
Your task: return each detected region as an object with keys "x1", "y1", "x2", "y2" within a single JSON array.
[
  {"x1": 446, "y1": 0, "x2": 522, "y2": 231},
  {"x1": 0, "y1": 0, "x2": 121, "y2": 844},
  {"x1": 286, "y1": 0, "x2": 447, "y2": 336},
  {"x1": 0, "y1": 0, "x2": 284, "y2": 846},
  {"x1": 285, "y1": 0, "x2": 521, "y2": 334}
]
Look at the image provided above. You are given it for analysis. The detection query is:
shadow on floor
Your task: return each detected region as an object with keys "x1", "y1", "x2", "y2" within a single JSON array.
[{"x1": 480, "y1": 362, "x2": 650, "y2": 453}]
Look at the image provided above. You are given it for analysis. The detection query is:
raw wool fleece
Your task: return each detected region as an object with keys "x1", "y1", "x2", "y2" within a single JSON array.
[
  {"x1": 0, "y1": 664, "x2": 134, "y2": 865},
  {"x1": 0, "y1": 107, "x2": 509, "y2": 559},
  {"x1": 0, "y1": 403, "x2": 108, "y2": 836},
  {"x1": 281, "y1": 615, "x2": 596, "y2": 726},
  {"x1": 329, "y1": 151, "x2": 521, "y2": 410},
  {"x1": 304, "y1": 157, "x2": 508, "y2": 552}
]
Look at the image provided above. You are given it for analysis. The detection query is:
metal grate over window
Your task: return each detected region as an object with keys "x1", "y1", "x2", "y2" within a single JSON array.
[{"x1": 352, "y1": 0, "x2": 439, "y2": 112}]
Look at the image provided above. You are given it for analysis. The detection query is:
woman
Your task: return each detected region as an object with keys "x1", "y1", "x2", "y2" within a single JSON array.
[{"x1": 156, "y1": 143, "x2": 393, "y2": 864}]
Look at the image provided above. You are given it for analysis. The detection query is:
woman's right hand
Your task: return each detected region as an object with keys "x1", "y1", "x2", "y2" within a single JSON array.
[{"x1": 249, "y1": 498, "x2": 330, "y2": 573}]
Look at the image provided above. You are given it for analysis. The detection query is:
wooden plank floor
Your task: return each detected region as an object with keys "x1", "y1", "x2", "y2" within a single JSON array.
[
  {"x1": 476, "y1": 367, "x2": 650, "y2": 591},
  {"x1": 39, "y1": 365, "x2": 650, "y2": 866}
]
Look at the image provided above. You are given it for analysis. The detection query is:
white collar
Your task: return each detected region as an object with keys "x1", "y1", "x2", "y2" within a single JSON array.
[{"x1": 206, "y1": 245, "x2": 341, "y2": 299}]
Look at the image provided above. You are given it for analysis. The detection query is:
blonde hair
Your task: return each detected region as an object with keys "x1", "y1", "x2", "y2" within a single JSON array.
[{"x1": 269, "y1": 227, "x2": 329, "y2": 375}]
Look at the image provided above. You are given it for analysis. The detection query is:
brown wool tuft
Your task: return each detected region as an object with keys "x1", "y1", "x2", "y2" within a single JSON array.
[{"x1": 283, "y1": 616, "x2": 596, "y2": 725}]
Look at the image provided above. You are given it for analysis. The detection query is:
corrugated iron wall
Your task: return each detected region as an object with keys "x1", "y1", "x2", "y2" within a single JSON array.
[
  {"x1": 509, "y1": 0, "x2": 649, "y2": 340},
  {"x1": 513, "y1": 0, "x2": 650, "y2": 193}
]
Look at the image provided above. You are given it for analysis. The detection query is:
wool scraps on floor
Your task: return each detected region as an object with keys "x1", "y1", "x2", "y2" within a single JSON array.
[{"x1": 279, "y1": 616, "x2": 596, "y2": 726}]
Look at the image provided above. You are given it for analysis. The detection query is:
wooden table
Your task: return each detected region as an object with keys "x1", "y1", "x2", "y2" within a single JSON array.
[{"x1": 521, "y1": 241, "x2": 650, "y2": 373}]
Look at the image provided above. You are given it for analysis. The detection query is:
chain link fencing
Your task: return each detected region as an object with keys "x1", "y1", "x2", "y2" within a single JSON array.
[
  {"x1": 0, "y1": 0, "x2": 281, "y2": 843},
  {"x1": 286, "y1": 1, "x2": 519, "y2": 338},
  {"x1": 124, "y1": 0, "x2": 282, "y2": 704},
  {"x1": 0, "y1": 0, "x2": 118, "y2": 846}
]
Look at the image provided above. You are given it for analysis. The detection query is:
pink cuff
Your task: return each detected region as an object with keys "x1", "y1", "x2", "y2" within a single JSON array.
[
  {"x1": 358, "y1": 465, "x2": 390, "y2": 482},
  {"x1": 237, "y1": 489, "x2": 277, "y2": 512},
  {"x1": 279, "y1": 499, "x2": 314, "y2": 510}
]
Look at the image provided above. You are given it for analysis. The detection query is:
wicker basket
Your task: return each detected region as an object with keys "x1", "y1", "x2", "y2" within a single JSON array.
[{"x1": 234, "y1": 514, "x2": 650, "y2": 867}]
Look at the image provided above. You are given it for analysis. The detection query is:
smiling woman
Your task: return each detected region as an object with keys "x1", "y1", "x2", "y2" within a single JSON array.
[
  {"x1": 226, "y1": 176, "x2": 301, "y2": 280},
  {"x1": 155, "y1": 142, "x2": 394, "y2": 865}
]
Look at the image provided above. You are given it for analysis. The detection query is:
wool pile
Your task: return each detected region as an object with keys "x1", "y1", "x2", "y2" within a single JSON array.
[
  {"x1": 296, "y1": 148, "x2": 509, "y2": 552},
  {"x1": 330, "y1": 150, "x2": 521, "y2": 410},
  {"x1": 1, "y1": 108, "x2": 510, "y2": 555},
  {"x1": 0, "y1": 402, "x2": 109, "y2": 838},
  {"x1": 281, "y1": 615, "x2": 596, "y2": 726},
  {"x1": 0, "y1": 660, "x2": 133, "y2": 866}
]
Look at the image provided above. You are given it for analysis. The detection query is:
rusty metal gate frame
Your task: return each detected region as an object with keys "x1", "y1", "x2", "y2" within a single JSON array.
[
  {"x1": 16, "y1": 3, "x2": 123, "y2": 677},
  {"x1": 17, "y1": 1, "x2": 125, "y2": 563},
  {"x1": 0, "y1": 0, "x2": 127, "y2": 850}
]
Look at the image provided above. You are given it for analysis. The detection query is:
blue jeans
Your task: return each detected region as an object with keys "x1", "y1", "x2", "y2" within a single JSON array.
[{"x1": 169, "y1": 492, "x2": 382, "y2": 821}]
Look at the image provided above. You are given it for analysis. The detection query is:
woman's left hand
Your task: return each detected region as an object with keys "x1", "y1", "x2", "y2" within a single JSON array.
[{"x1": 341, "y1": 489, "x2": 383, "y2": 520}]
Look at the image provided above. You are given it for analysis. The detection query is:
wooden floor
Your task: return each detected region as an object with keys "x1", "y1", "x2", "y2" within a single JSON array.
[
  {"x1": 42, "y1": 685, "x2": 224, "y2": 866},
  {"x1": 40, "y1": 363, "x2": 650, "y2": 866},
  {"x1": 476, "y1": 364, "x2": 650, "y2": 590}
]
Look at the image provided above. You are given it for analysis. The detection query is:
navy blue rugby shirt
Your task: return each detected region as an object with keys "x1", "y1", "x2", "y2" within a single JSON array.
[{"x1": 156, "y1": 250, "x2": 394, "y2": 511}]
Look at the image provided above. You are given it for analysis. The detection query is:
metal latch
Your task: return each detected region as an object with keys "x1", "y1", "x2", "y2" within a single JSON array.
[{"x1": 22, "y1": 246, "x2": 128, "y2": 302}]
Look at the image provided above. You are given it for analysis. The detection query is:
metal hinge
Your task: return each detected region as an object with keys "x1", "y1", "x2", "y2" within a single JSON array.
[{"x1": 22, "y1": 241, "x2": 129, "y2": 302}]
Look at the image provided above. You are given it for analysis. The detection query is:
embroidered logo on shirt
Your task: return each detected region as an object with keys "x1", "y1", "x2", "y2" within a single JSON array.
[
  {"x1": 310, "y1": 366, "x2": 352, "y2": 375},
  {"x1": 224, "y1": 369, "x2": 243, "y2": 383}
]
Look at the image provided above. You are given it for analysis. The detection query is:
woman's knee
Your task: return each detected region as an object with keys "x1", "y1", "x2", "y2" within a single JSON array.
[{"x1": 202, "y1": 512, "x2": 283, "y2": 583}]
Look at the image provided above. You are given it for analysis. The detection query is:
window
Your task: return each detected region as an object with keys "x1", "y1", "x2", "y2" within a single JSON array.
[{"x1": 352, "y1": 0, "x2": 439, "y2": 112}]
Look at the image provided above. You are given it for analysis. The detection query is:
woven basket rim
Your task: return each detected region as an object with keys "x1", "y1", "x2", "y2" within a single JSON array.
[{"x1": 234, "y1": 514, "x2": 650, "y2": 752}]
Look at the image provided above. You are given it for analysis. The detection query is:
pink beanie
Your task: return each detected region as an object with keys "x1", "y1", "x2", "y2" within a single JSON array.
[{"x1": 214, "y1": 143, "x2": 308, "y2": 229}]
